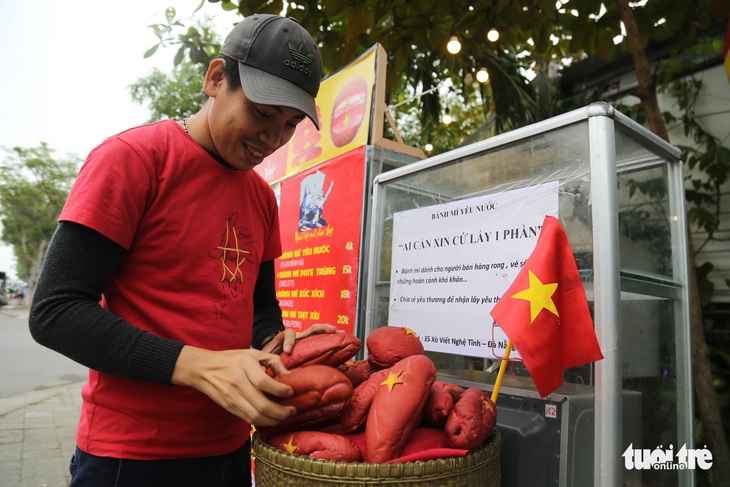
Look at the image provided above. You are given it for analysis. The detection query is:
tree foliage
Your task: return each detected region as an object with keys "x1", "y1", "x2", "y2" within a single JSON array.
[
  {"x1": 138, "y1": 0, "x2": 727, "y2": 153},
  {"x1": 144, "y1": 7, "x2": 220, "y2": 67},
  {"x1": 215, "y1": 0, "x2": 729, "y2": 133},
  {"x1": 129, "y1": 62, "x2": 206, "y2": 122},
  {"x1": 0, "y1": 144, "x2": 79, "y2": 296},
  {"x1": 130, "y1": 10, "x2": 222, "y2": 122}
]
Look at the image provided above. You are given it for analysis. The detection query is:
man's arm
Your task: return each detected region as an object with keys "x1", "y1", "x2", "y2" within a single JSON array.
[
  {"x1": 251, "y1": 260, "x2": 285, "y2": 350},
  {"x1": 29, "y1": 221, "x2": 184, "y2": 385}
]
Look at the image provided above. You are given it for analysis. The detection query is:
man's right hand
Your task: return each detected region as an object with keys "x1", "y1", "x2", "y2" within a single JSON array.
[{"x1": 171, "y1": 345, "x2": 297, "y2": 426}]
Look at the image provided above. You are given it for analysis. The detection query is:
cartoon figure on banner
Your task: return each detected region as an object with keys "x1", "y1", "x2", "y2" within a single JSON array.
[{"x1": 299, "y1": 171, "x2": 334, "y2": 231}]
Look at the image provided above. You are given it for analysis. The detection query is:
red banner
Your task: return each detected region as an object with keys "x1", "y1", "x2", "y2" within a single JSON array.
[{"x1": 275, "y1": 147, "x2": 366, "y2": 335}]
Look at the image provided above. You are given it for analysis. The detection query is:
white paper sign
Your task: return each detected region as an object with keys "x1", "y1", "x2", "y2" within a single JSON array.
[{"x1": 388, "y1": 181, "x2": 559, "y2": 359}]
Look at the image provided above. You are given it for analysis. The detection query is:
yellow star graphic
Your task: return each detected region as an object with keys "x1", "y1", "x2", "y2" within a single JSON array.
[
  {"x1": 380, "y1": 370, "x2": 404, "y2": 392},
  {"x1": 510, "y1": 270, "x2": 559, "y2": 323},
  {"x1": 483, "y1": 398, "x2": 495, "y2": 414},
  {"x1": 403, "y1": 327, "x2": 418, "y2": 337},
  {"x1": 283, "y1": 437, "x2": 298, "y2": 454}
]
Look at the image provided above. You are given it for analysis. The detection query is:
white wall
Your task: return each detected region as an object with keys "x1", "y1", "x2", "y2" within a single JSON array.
[
  {"x1": 662, "y1": 64, "x2": 730, "y2": 303},
  {"x1": 610, "y1": 62, "x2": 730, "y2": 303}
]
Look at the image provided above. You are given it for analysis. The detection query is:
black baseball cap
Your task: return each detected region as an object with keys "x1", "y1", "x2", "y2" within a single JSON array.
[{"x1": 221, "y1": 14, "x2": 323, "y2": 129}]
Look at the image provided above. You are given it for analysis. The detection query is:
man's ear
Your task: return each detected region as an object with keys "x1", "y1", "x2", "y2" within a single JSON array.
[{"x1": 203, "y1": 58, "x2": 227, "y2": 98}]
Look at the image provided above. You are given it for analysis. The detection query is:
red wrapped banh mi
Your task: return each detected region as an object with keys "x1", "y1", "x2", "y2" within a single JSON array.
[
  {"x1": 444, "y1": 388, "x2": 497, "y2": 450},
  {"x1": 273, "y1": 400, "x2": 348, "y2": 434},
  {"x1": 366, "y1": 326, "x2": 424, "y2": 369},
  {"x1": 273, "y1": 365, "x2": 353, "y2": 414},
  {"x1": 338, "y1": 359, "x2": 378, "y2": 388},
  {"x1": 424, "y1": 381, "x2": 465, "y2": 427},
  {"x1": 262, "y1": 365, "x2": 353, "y2": 435},
  {"x1": 268, "y1": 431, "x2": 362, "y2": 462},
  {"x1": 340, "y1": 368, "x2": 390, "y2": 433},
  {"x1": 365, "y1": 354, "x2": 436, "y2": 463},
  {"x1": 280, "y1": 332, "x2": 362, "y2": 370}
]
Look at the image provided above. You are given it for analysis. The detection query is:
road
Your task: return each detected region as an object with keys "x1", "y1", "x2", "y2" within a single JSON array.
[{"x1": 0, "y1": 308, "x2": 87, "y2": 398}]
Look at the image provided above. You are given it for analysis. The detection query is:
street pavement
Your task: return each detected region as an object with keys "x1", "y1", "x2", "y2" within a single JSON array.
[{"x1": 0, "y1": 304, "x2": 83, "y2": 487}]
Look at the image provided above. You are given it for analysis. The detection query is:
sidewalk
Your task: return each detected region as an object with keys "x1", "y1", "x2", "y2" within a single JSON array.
[
  {"x1": 0, "y1": 302, "x2": 28, "y2": 321},
  {"x1": 0, "y1": 304, "x2": 83, "y2": 487},
  {"x1": 0, "y1": 380, "x2": 83, "y2": 487}
]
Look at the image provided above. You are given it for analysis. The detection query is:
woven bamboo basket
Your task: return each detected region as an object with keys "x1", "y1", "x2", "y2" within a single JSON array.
[{"x1": 252, "y1": 430, "x2": 501, "y2": 487}]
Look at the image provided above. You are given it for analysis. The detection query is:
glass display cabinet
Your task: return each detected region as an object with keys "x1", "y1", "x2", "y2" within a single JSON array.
[{"x1": 364, "y1": 103, "x2": 693, "y2": 486}]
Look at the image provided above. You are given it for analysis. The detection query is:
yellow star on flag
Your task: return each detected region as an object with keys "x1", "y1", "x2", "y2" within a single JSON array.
[
  {"x1": 380, "y1": 370, "x2": 404, "y2": 392},
  {"x1": 284, "y1": 437, "x2": 298, "y2": 454},
  {"x1": 510, "y1": 270, "x2": 559, "y2": 323}
]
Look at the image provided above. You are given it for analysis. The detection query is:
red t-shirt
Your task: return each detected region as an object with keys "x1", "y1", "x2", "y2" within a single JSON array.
[{"x1": 60, "y1": 120, "x2": 282, "y2": 459}]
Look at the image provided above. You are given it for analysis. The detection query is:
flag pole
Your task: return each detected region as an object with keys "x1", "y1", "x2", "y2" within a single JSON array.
[{"x1": 490, "y1": 339, "x2": 512, "y2": 403}]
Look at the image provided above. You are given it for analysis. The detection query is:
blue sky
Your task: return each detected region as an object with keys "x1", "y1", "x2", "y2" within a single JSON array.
[{"x1": 0, "y1": 0, "x2": 238, "y2": 278}]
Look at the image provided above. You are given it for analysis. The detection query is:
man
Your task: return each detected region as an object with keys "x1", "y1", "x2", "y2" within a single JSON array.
[{"x1": 29, "y1": 14, "x2": 332, "y2": 486}]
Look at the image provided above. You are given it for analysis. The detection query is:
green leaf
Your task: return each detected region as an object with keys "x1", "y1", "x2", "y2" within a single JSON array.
[
  {"x1": 144, "y1": 44, "x2": 160, "y2": 58},
  {"x1": 165, "y1": 7, "x2": 176, "y2": 23},
  {"x1": 174, "y1": 48, "x2": 185, "y2": 67},
  {"x1": 344, "y1": 3, "x2": 374, "y2": 41}
]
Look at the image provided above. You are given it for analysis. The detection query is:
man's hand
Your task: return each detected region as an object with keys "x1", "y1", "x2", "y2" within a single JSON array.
[
  {"x1": 262, "y1": 323, "x2": 341, "y2": 355},
  {"x1": 171, "y1": 346, "x2": 296, "y2": 426}
]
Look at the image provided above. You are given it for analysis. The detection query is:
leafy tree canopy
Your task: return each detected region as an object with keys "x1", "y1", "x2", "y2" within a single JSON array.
[
  {"x1": 0, "y1": 144, "x2": 79, "y2": 283},
  {"x1": 219, "y1": 0, "x2": 729, "y2": 129},
  {"x1": 129, "y1": 61, "x2": 207, "y2": 123},
  {"x1": 138, "y1": 1, "x2": 729, "y2": 153}
]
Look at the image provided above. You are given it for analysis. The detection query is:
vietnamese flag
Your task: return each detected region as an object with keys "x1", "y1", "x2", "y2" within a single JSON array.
[{"x1": 490, "y1": 215, "x2": 603, "y2": 397}]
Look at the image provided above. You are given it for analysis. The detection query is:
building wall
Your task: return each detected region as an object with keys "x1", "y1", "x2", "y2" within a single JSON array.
[
  {"x1": 600, "y1": 62, "x2": 730, "y2": 304},
  {"x1": 660, "y1": 64, "x2": 730, "y2": 304}
]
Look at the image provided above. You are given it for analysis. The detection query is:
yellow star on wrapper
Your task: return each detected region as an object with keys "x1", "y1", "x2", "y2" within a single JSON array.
[
  {"x1": 510, "y1": 270, "x2": 559, "y2": 323},
  {"x1": 483, "y1": 398, "x2": 495, "y2": 413},
  {"x1": 381, "y1": 370, "x2": 404, "y2": 392},
  {"x1": 403, "y1": 327, "x2": 418, "y2": 337},
  {"x1": 284, "y1": 437, "x2": 298, "y2": 454}
]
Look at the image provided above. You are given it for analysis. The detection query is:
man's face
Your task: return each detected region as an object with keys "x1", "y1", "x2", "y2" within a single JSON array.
[{"x1": 207, "y1": 77, "x2": 306, "y2": 171}]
